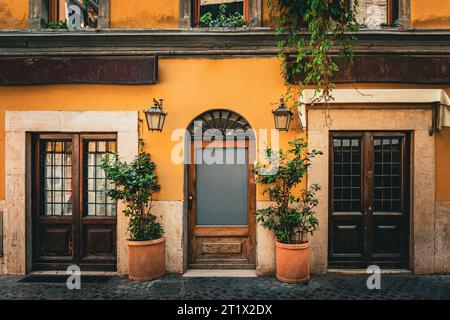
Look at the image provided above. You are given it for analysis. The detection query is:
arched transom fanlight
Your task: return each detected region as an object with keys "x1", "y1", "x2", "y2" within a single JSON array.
[{"x1": 188, "y1": 109, "x2": 253, "y2": 139}]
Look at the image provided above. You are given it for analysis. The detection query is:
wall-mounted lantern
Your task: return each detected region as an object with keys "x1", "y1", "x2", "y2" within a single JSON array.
[
  {"x1": 272, "y1": 98, "x2": 293, "y2": 131},
  {"x1": 144, "y1": 98, "x2": 167, "y2": 132}
]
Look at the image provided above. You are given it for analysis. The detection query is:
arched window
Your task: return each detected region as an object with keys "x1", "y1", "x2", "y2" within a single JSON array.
[{"x1": 188, "y1": 109, "x2": 254, "y2": 140}]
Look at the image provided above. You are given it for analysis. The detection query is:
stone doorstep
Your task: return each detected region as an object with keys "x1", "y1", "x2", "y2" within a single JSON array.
[
  {"x1": 29, "y1": 271, "x2": 117, "y2": 276},
  {"x1": 327, "y1": 269, "x2": 413, "y2": 275},
  {"x1": 182, "y1": 269, "x2": 257, "y2": 278}
]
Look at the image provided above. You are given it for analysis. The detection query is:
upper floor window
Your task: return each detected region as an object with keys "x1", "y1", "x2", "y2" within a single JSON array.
[
  {"x1": 194, "y1": 0, "x2": 248, "y2": 28},
  {"x1": 30, "y1": 0, "x2": 109, "y2": 30},
  {"x1": 40, "y1": 0, "x2": 99, "y2": 29},
  {"x1": 356, "y1": 0, "x2": 400, "y2": 29}
]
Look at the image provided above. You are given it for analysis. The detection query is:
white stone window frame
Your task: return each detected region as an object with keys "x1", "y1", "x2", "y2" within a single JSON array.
[
  {"x1": 29, "y1": 0, "x2": 110, "y2": 30},
  {"x1": 1, "y1": 111, "x2": 137, "y2": 275}
]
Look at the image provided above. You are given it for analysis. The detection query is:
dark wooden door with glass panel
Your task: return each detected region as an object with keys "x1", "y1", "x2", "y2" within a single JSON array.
[
  {"x1": 32, "y1": 133, "x2": 117, "y2": 271},
  {"x1": 188, "y1": 141, "x2": 256, "y2": 269},
  {"x1": 329, "y1": 132, "x2": 410, "y2": 268}
]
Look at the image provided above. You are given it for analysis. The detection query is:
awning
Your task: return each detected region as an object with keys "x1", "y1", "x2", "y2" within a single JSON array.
[{"x1": 299, "y1": 89, "x2": 450, "y2": 130}]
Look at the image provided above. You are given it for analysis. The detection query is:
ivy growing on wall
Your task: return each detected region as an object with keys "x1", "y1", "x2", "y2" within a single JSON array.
[{"x1": 269, "y1": 0, "x2": 359, "y2": 104}]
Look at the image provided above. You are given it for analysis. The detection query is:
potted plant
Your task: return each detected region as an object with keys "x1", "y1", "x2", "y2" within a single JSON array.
[
  {"x1": 102, "y1": 141, "x2": 164, "y2": 281},
  {"x1": 254, "y1": 138, "x2": 322, "y2": 283}
]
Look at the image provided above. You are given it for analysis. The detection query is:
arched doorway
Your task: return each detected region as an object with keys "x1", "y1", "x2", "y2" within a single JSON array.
[{"x1": 187, "y1": 110, "x2": 256, "y2": 270}]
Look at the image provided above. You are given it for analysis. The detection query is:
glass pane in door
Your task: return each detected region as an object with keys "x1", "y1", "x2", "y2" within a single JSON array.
[
  {"x1": 373, "y1": 137, "x2": 402, "y2": 212},
  {"x1": 332, "y1": 138, "x2": 362, "y2": 212},
  {"x1": 196, "y1": 148, "x2": 248, "y2": 225},
  {"x1": 43, "y1": 140, "x2": 72, "y2": 216},
  {"x1": 85, "y1": 140, "x2": 117, "y2": 217}
]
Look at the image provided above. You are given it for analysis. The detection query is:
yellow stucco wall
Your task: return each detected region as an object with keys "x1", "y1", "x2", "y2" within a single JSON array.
[
  {"x1": 436, "y1": 127, "x2": 450, "y2": 201},
  {"x1": 110, "y1": 0, "x2": 179, "y2": 29},
  {"x1": 0, "y1": 57, "x2": 302, "y2": 201},
  {"x1": 411, "y1": 0, "x2": 450, "y2": 29},
  {"x1": 0, "y1": 0, "x2": 28, "y2": 30},
  {"x1": 0, "y1": 58, "x2": 449, "y2": 202}
]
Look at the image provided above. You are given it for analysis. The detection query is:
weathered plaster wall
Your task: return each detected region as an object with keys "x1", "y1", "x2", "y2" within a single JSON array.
[
  {"x1": 411, "y1": 0, "x2": 450, "y2": 29},
  {"x1": 436, "y1": 127, "x2": 450, "y2": 202},
  {"x1": 435, "y1": 127, "x2": 450, "y2": 273},
  {"x1": 256, "y1": 201, "x2": 275, "y2": 275},
  {"x1": 0, "y1": 58, "x2": 296, "y2": 275},
  {"x1": 110, "y1": 0, "x2": 179, "y2": 29},
  {"x1": 0, "y1": 0, "x2": 28, "y2": 30},
  {"x1": 152, "y1": 201, "x2": 185, "y2": 274},
  {"x1": 0, "y1": 57, "x2": 296, "y2": 201}
]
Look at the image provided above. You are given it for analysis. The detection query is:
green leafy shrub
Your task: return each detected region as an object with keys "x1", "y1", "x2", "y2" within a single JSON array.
[
  {"x1": 199, "y1": 4, "x2": 245, "y2": 28},
  {"x1": 254, "y1": 138, "x2": 322, "y2": 244},
  {"x1": 101, "y1": 141, "x2": 163, "y2": 241},
  {"x1": 41, "y1": 19, "x2": 69, "y2": 29}
]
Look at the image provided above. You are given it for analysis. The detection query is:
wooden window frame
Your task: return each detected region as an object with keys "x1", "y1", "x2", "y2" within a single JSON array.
[
  {"x1": 29, "y1": 0, "x2": 110, "y2": 30},
  {"x1": 192, "y1": 0, "x2": 249, "y2": 27},
  {"x1": 387, "y1": 0, "x2": 400, "y2": 26},
  {"x1": 180, "y1": 0, "x2": 262, "y2": 28}
]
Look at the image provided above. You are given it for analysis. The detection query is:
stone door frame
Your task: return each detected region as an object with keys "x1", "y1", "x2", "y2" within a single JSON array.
[{"x1": 1, "y1": 111, "x2": 138, "y2": 275}]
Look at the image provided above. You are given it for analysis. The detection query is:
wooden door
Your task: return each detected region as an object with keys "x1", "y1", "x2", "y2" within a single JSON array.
[
  {"x1": 188, "y1": 140, "x2": 256, "y2": 269},
  {"x1": 329, "y1": 132, "x2": 410, "y2": 268},
  {"x1": 32, "y1": 133, "x2": 117, "y2": 271}
]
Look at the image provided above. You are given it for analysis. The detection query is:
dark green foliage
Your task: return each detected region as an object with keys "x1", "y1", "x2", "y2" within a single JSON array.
[
  {"x1": 199, "y1": 4, "x2": 245, "y2": 28},
  {"x1": 101, "y1": 141, "x2": 163, "y2": 241},
  {"x1": 268, "y1": 0, "x2": 359, "y2": 103},
  {"x1": 41, "y1": 19, "x2": 69, "y2": 29},
  {"x1": 254, "y1": 139, "x2": 322, "y2": 244}
]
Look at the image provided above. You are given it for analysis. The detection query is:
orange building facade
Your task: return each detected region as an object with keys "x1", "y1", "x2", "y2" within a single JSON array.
[{"x1": 0, "y1": 0, "x2": 449, "y2": 276}]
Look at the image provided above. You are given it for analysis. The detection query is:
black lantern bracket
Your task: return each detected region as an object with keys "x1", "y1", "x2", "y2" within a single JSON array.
[{"x1": 144, "y1": 98, "x2": 168, "y2": 132}]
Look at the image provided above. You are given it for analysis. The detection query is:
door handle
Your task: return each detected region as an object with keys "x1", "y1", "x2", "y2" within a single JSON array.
[{"x1": 188, "y1": 195, "x2": 194, "y2": 209}]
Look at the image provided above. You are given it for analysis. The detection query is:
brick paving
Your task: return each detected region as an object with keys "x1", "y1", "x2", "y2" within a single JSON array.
[{"x1": 0, "y1": 274, "x2": 449, "y2": 300}]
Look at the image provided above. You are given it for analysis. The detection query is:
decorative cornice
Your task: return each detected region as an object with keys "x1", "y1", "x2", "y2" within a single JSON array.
[{"x1": 0, "y1": 29, "x2": 449, "y2": 57}]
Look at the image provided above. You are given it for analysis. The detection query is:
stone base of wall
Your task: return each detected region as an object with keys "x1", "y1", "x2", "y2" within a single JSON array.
[{"x1": 435, "y1": 202, "x2": 450, "y2": 273}]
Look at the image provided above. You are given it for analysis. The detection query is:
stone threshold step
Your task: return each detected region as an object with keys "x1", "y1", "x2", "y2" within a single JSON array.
[
  {"x1": 189, "y1": 263, "x2": 256, "y2": 270},
  {"x1": 328, "y1": 269, "x2": 412, "y2": 275},
  {"x1": 183, "y1": 269, "x2": 257, "y2": 278},
  {"x1": 29, "y1": 271, "x2": 117, "y2": 276}
]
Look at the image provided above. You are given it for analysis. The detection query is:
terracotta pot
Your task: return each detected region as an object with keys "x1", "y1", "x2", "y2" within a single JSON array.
[
  {"x1": 275, "y1": 241, "x2": 310, "y2": 284},
  {"x1": 128, "y1": 238, "x2": 165, "y2": 281}
]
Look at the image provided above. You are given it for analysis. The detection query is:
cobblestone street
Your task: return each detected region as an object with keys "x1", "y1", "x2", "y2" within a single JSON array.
[{"x1": 0, "y1": 274, "x2": 449, "y2": 300}]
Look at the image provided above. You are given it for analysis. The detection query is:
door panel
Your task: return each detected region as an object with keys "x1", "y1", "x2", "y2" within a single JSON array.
[
  {"x1": 34, "y1": 136, "x2": 76, "y2": 266},
  {"x1": 329, "y1": 132, "x2": 409, "y2": 269},
  {"x1": 33, "y1": 133, "x2": 117, "y2": 271},
  {"x1": 79, "y1": 137, "x2": 117, "y2": 268},
  {"x1": 329, "y1": 135, "x2": 365, "y2": 265},
  {"x1": 188, "y1": 141, "x2": 256, "y2": 269}
]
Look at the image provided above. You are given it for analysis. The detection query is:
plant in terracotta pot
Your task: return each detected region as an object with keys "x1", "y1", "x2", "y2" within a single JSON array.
[
  {"x1": 101, "y1": 140, "x2": 164, "y2": 281},
  {"x1": 254, "y1": 138, "x2": 322, "y2": 283}
]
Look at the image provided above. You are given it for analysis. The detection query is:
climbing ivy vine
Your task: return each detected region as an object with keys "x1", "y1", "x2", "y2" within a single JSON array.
[{"x1": 269, "y1": 0, "x2": 359, "y2": 104}]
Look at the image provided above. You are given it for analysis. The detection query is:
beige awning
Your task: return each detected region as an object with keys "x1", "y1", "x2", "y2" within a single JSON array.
[{"x1": 298, "y1": 89, "x2": 450, "y2": 129}]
